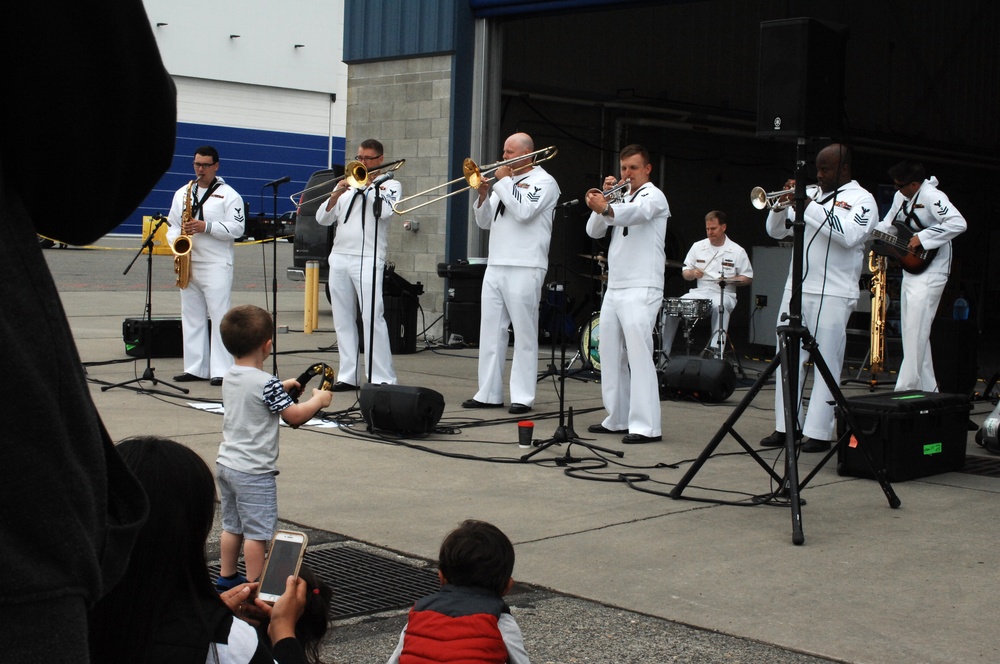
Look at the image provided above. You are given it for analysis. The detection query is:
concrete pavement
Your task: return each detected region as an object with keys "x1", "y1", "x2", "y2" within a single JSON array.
[{"x1": 49, "y1": 238, "x2": 999, "y2": 663}]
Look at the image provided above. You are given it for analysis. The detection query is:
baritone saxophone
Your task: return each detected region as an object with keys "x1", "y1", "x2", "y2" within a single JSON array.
[
  {"x1": 868, "y1": 250, "x2": 888, "y2": 387},
  {"x1": 172, "y1": 180, "x2": 194, "y2": 289}
]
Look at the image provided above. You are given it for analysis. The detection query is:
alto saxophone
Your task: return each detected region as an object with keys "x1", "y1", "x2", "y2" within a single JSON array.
[
  {"x1": 172, "y1": 180, "x2": 194, "y2": 289},
  {"x1": 868, "y1": 250, "x2": 888, "y2": 388}
]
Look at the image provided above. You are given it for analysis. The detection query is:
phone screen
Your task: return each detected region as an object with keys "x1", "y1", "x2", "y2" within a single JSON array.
[{"x1": 258, "y1": 534, "x2": 305, "y2": 598}]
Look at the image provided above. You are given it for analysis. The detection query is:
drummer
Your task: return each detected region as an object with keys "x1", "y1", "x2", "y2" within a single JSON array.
[{"x1": 661, "y1": 210, "x2": 753, "y2": 358}]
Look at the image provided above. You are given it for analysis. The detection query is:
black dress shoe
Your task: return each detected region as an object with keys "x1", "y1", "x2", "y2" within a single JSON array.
[
  {"x1": 508, "y1": 403, "x2": 531, "y2": 415},
  {"x1": 587, "y1": 424, "x2": 627, "y2": 435},
  {"x1": 622, "y1": 433, "x2": 662, "y2": 444},
  {"x1": 210, "y1": 377, "x2": 223, "y2": 386},
  {"x1": 461, "y1": 399, "x2": 504, "y2": 409},
  {"x1": 801, "y1": 438, "x2": 832, "y2": 453},
  {"x1": 173, "y1": 373, "x2": 206, "y2": 382},
  {"x1": 330, "y1": 382, "x2": 358, "y2": 392},
  {"x1": 759, "y1": 430, "x2": 801, "y2": 448}
]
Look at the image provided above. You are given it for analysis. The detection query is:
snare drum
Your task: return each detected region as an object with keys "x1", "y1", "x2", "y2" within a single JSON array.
[
  {"x1": 680, "y1": 298, "x2": 713, "y2": 319},
  {"x1": 663, "y1": 297, "x2": 684, "y2": 316}
]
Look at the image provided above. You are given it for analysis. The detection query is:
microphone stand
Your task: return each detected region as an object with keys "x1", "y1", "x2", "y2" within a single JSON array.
[
  {"x1": 263, "y1": 178, "x2": 290, "y2": 376},
  {"x1": 522, "y1": 199, "x2": 622, "y2": 463},
  {"x1": 103, "y1": 215, "x2": 188, "y2": 394},
  {"x1": 368, "y1": 180, "x2": 387, "y2": 385}
]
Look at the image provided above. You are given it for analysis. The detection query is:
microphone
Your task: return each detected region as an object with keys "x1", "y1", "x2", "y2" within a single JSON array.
[
  {"x1": 151, "y1": 213, "x2": 167, "y2": 231},
  {"x1": 558, "y1": 199, "x2": 579, "y2": 208},
  {"x1": 371, "y1": 172, "x2": 394, "y2": 187},
  {"x1": 263, "y1": 175, "x2": 291, "y2": 188}
]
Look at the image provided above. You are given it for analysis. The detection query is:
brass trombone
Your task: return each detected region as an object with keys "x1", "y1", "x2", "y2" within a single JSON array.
[
  {"x1": 391, "y1": 146, "x2": 558, "y2": 215},
  {"x1": 288, "y1": 158, "x2": 406, "y2": 207}
]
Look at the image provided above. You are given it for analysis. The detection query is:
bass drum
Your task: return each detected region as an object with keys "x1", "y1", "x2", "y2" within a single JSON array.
[
  {"x1": 578, "y1": 312, "x2": 661, "y2": 373},
  {"x1": 579, "y1": 312, "x2": 602, "y2": 371}
]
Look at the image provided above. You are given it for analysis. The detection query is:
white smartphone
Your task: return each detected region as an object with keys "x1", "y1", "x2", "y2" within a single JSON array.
[{"x1": 257, "y1": 530, "x2": 308, "y2": 604}]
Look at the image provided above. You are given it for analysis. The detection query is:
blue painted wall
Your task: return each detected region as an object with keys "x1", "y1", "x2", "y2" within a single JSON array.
[{"x1": 120, "y1": 122, "x2": 344, "y2": 235}]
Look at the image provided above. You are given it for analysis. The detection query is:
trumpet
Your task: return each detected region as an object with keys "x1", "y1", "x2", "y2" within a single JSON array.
[
  {"x1": 391, "y1": 146, "x2": 558, "y2": 215},
  {"x1": 588, "y1": 178, "x2": 631, "y2": 204},
  {"x1": 288, "y1": 158, "x2": 405, "y2": 207},
  {"x1": 750, "y1": 186, "x2": 795, "y2": 210}
]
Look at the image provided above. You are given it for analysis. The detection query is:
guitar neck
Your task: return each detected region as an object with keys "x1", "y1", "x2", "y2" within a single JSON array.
[{"x1": 872, "y1": 229, "x2": 926, "y2": 258}]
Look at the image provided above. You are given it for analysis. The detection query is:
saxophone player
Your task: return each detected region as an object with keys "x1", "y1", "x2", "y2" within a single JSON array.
[{"x1": 166, "y1": 146, "x2": 246, "y2": 386}]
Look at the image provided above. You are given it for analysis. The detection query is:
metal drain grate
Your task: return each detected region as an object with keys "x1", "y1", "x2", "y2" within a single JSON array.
[
  {"x1": 961, "y1": 455, "x2": 1000, "y2": 478},
  {"x1": 209, "y1": 545, "x2": 440, "y2": 619}
]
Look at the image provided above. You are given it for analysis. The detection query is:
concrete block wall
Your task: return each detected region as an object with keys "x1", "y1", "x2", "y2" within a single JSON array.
[{"x1": 347, "y1": 55, "x2": 453, "y2": 342}]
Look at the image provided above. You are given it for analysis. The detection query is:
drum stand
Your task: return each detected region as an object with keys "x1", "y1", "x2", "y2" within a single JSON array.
[
  {"x1": 669, "y1": 138, "x2": 900, "y2": 544},
  {"x1": 701, "y1": 280, "x2": 747, "y2": 380}
]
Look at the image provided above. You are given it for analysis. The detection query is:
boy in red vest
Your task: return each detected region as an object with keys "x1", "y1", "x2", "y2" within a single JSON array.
[{"x1": 387, "y1": 520, "x2": 530, "y2": 663}]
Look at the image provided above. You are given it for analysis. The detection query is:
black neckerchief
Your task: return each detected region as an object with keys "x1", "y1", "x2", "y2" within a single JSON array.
[
  {"x1": 898, "y1": 189, "x2": 926, "y2": 231},
  {"x1": 342, "y1": 188, "x2": 366, "y2": 226},
  {"x1": 494, "y1": 175, "x2": 530, "y2": 221},
  {"x1": 620, "y1": 182, "x2": 648, "y2": 237},
  {"x1": 191, "y1": 178, "x2": 221, "y2": 220}
]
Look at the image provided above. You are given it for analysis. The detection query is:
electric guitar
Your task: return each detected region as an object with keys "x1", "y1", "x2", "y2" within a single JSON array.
[{"x1": 870, "y1": 221, "x2": 936, "y2": 274}]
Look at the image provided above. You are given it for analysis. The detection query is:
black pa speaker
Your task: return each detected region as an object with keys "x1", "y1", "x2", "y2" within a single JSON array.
[
  {"x1": 757, "y1": 18, "x2": 847, "y2": 138},
  {"x1": 359, "y1": 384, "x2": 445, "y2": 435},
  {"x1": 930, "y1": 317, "x2": 978, "y2": 396},
  {"x1": 659, "y1": 358, "x2": 736, "y2": 403}
]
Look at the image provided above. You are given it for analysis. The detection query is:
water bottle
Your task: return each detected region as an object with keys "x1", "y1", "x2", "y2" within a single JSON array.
[{"x1": 952, "y1": 295, "x2": 970, "y2": 321}]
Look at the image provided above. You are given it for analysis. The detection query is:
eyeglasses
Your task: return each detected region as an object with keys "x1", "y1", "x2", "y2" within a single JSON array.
[
  {"x1": 193, "y1": 161, "x2": 217, "y2": 169},
  {"x1": 354, "y1": 155, "x2": 382, "y2": 162}
]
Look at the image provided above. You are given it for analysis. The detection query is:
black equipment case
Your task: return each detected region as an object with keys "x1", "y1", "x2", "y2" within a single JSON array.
[
  {"x1": 836, "y1": 390, "x2": 971, "y2": 481},
  {"x1": 123, "y1": 317, "x2": 183, "y2": 358}
]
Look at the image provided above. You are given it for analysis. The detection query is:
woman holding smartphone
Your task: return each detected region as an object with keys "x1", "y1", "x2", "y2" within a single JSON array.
[{"x1": 89, "y1": 436, "x2": 309, "y2": 664}]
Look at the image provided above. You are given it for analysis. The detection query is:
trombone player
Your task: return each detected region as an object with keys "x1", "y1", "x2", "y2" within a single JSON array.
[
  {"x1": 461, "y1": 132, "x2": 561, "y2": 415},
  {"x1": 316, "y1": 138, "x2": 400, "y2": 391}
]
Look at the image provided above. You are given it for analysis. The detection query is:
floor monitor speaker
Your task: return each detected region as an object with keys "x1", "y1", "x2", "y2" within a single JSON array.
[
  {"x1": 757, "y1": 18, "x2": 847, "y2": 138},
  {"x1": 360, "y1": 384, "x2": 445, "y2": 435},
  {"x1": 660, "y1": 358, "x2": 736, "y2": 403}
]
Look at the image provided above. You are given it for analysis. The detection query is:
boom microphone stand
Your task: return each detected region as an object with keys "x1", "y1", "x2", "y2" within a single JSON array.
[
  {"x1": 103, "y1": 215, "x2": 188, "y2": 394},
  {"x1": 669, "y1": 138, "x2": 900, "y2": 544}
]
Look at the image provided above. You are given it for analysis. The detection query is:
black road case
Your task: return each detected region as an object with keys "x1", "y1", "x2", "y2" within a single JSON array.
[{"x1": 836, "y1": 390, "x2": 971, "y2": 481}]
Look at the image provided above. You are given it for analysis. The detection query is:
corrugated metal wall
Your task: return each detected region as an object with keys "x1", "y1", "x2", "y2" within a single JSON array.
[{"x1": 344, "y1": 0, "x2": 460, "y2": 62}]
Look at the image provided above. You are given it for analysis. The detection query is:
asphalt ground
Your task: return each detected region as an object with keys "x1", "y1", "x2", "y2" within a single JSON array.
[{"x1": 44, "y1": 236, "x2": 1000, "y2": 664}]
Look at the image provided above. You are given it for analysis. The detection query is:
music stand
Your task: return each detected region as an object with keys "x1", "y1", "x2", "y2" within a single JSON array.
[
  {"x1": 669, "y1": 138, "x2": 900, "y2": 544},
  {"x1": 103, "y1": 216, "x2": 188, "y2": 395}
]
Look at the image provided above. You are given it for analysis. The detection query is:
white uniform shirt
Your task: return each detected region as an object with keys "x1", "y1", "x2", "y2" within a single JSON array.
[
  {"x1": 315, "y1": 179, "x2": 402, "y2": 260},
  {"x1": 474, "y1": 166, "x2": 560, "y2": 270},
  {"x1": 875, "y1": 176, "x2": 966, "y2": 277},
  {"x1": 683, "y1": 236, "x2": 754, "y2": 294},
  {"x1": 166, "y1": 176, "x2": 245, "y2": 264},
  {"x1": 586, "y1": 182, "x2": 669, "y2": 289},
  {"x1": 766, "y1": 180, "x2": 876, "y2": 299}
]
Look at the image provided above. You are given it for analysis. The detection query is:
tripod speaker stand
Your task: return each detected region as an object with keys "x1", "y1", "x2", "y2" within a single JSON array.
[
  {"x1": 103, "y1": 215, "x2": 189, "y2": 395},
  {"x1": 668, "y1": 138, "x2": 900, "y2": 544}
]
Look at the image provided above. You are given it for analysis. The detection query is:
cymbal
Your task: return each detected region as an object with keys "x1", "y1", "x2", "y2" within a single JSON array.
[
  {"x1": 579, "y1": 253, "x2": 607, "y2": 263},
  {"x1": 665, "y1": 259, "x2": 684, "y2": 269}
]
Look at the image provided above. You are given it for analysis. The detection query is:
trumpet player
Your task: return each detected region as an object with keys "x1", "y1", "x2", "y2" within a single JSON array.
[
  {"x1": 462, "y1": 132, "x2": 560, "y2": 415},
  {"x1": 585, "y1": 144, "x2": 669, "y2": 444},
  {"x1": 759, "y1": 143, "x2": 877, "y2": 453},
  {"x1": 167, "y1": 146, "x2": 245, "y2": 386}
]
